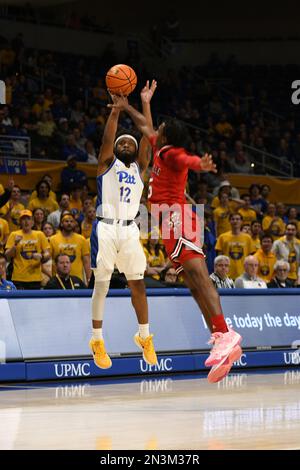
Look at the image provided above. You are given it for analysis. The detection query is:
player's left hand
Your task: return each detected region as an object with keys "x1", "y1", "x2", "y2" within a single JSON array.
[
  {"x1": 107, "y1": 93, "x2": 129, "y2": 111},
  {"x1": 201, "y1": 153, "x2": 217, "y2": 173},
  {"x1": 140, "y1": 80, "x2": 157, "y2": 103}
]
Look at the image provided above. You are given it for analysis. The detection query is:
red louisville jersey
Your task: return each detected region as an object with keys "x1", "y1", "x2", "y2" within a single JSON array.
[{"x1": 148, "y1": 135, "x2": 202, "y2": 205}]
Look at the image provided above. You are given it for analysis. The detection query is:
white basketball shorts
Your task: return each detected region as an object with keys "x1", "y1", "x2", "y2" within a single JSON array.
[{"x1": 90, "y1": 219, "x2": 146, "y2": 281}]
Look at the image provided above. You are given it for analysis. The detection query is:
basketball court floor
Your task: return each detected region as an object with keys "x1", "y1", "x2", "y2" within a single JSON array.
[{"x1": 1, "y1": 369, "x2": 300, "y2": 450}]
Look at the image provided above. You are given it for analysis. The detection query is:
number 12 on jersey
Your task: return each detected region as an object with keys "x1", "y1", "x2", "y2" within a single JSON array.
[{"x1": 120, "y1": 186, "x2": 131, "y2": 203}]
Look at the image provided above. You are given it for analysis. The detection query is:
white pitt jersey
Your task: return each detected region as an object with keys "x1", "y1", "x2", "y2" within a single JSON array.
[{"x1": 96, "y1": 158, "x2": 144, "y2": 220}]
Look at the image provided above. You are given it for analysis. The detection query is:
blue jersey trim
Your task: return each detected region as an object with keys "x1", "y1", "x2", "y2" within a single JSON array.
[
  {"x1": 96, "y1": 158, "x2": 116, "y2": 208},
  {"x1": 99, "y1": 157, "x2": 116, "y2": 176},
  {"x1": 135, "y1": 162, "x2": 144, "y2": 185},
  {"x1": 90, "y1": 219, "x2": 99, "y2": 269}
]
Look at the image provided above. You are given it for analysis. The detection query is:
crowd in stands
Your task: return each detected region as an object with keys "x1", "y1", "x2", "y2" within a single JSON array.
[
  {"x1": 1, "y1": 170, "x2": 300, "y2": 291},
  {"x1": 1, "y1": 31, "x2": 300, "y2": 290},
  {"x1": 0, "y1": 31, "x2": 299, "y2": 176}
]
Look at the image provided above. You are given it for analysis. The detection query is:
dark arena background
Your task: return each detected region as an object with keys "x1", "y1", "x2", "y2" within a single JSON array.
[{"x1": 0, "y1": 0, "x2": 300, "y2": 453}]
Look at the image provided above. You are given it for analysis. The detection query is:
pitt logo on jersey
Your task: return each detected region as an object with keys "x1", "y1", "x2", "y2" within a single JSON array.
[{"x1": 117, "y1": 171, "x2": 136, "y2": 184}]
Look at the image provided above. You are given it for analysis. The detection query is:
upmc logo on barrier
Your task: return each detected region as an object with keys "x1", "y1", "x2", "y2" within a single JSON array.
[
  {"x1": 0, "y1": 81, "x2": 5, "y2": 104},
  {"x1": 140, "y1": 358, "x2": 173, "y2": 373},
  {"x1": 54, "y1": 362, "x2": 91, "y2": 378},
  {"x1": 234, "y1": 353, "x2": 247, "y2": 367},
  {"x1": 283, "y1": 351, "x2": 300, "y2": 365}
]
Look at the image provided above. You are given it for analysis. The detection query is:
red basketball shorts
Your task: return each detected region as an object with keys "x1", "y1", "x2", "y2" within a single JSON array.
[{"x1": 159, "y1": 205, "x2": 205, "y2": 275}]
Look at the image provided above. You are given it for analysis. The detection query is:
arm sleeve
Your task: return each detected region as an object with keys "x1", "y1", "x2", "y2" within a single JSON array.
[{"x1": 164, "y1": 150, "x2": 202, "y2": 172}]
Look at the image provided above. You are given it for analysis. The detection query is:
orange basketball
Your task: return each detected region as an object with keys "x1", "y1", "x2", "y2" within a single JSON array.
[{"x1": 105, "y1": 64, "x2": 137, "y2": 96}]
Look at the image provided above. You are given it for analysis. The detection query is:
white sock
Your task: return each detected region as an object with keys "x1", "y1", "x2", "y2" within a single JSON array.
[
  {"x1": 93, "y1": 328, "x2": 103, "y2": 340},
  {"x1": 139, "y1": 323, "x2": 150, "y2": 339}
]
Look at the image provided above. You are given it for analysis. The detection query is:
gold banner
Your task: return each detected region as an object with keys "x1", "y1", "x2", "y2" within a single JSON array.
[
  {"x1": 0, "y1": 160, "x2": 97, "y2": 193},
  {"x1": 228, "y1": 174, "x2": 300, "y2": 205},
  {"x1": 1, "y1": 162, "x2": 300, "y2": 205}
]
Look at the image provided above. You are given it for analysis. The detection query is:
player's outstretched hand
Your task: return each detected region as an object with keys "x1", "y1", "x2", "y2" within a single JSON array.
[
  {"x1": 141, "y1": 80, "x2": 157, "y2": 104},
  {"x1": 201, "y1": 153, "x2": 217, "y2": 173},
  {"x1": 107, "y1": 93, "x2": 129, "y2": 111}
]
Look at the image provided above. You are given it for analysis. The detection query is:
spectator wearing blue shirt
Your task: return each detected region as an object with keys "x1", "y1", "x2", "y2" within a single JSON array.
[
  {"x1": 0, "y1": 254, "x2": 16, "y2": 291},
  {"x1": 61, "y1": 155, "x2": 88, "y2": 193},
  {"x1": 249, "y1": 184, "x2": 268, "y2": 218},
  {"x1": 63, "y1": 134, "x2": 88, "y2": 162}
]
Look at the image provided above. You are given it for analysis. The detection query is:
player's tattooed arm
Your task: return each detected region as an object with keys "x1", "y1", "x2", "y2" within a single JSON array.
[{"x1": 97, "y1": 94, "x2": 120, "y2": 175}]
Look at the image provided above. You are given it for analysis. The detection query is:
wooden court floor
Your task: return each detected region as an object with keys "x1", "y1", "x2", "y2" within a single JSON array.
[{"x1": 0, "y1": 370, "x2": 300, "y2": 450}]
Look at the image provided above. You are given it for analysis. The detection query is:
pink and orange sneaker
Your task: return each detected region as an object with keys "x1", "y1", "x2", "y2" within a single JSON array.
[
  {"x1": 205, "y1": 328, "x2": 242, "y2": 368},
  {"x1": 207, "y1": 344, "x2": 242, "y2": 383}
]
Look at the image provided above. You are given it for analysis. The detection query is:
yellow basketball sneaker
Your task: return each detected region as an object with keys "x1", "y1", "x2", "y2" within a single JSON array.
[
  {"x1": 134, "y1": 333, "x2": 158, "y2": 366},
  {"x1": 89, "y1": 338, "x2": 112, "y2": 369}
]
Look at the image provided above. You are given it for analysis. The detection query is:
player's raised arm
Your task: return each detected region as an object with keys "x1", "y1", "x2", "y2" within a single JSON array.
[
  {"x1": 97, "y1": 95, "x2": 120, "y2": 175},
  {"x1": 141, "y1": 80, "x2": 157, "y2": 133},
  {"x1": 164, "y1": 149, "x2": 218, "y2": 173},
  {"x1": 108, "y1": 95, "x2": 155, "y2": 140},
  {"x1": 137, "y1": 80, "x2": 157, "y2": 174}
]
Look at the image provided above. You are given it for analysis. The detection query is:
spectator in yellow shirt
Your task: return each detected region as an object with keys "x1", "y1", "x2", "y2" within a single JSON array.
[
  {"x1": 69, "y1": 185, "x2": 83, "y2": 218},
  {"x1": 30, "y1": 174, "x2": 57, "y2": 202},
  {"x1": 262, "y1": 203, "x2": 285, "y2": 241},
  {"x1": 50, "y1": 212, "x2": 91, "y2": 283},
  {"x1": 250, "y1": 220, "x2": 262, "y2": 251},
  {"x1": 241, "y1": 223, "x2": 251, "y2": 234},
  {"x1": 215, "y1": 213, "x2": 256, "y2": 279},
  {"x1": 238, "y1": 194, "x2": 257, "y2": 224},
  {"x1": 32, "y1": 95, "x2": 45, "y2": 118},
  {"x1": 0, "y1": 185, "x2": 25, "y2": 232},
  {"x1": 213, "y1": 192, "x2": 232, "y2": 236},
  {"x1": 0, "y1": 45, "x2": 16, "y2": 72},
  {"x1": 41, "y1": 222, "x2": 56, "y2": 286},
  {"x1": 254, "y1": 234, "x2": 276, "y2": 282},
  {"x1": 81, "y1": 196, "x2": 94, "y2": 216},
  {"x1": 81, "y1": 206, "x2": 96, "y2": 239},
  {"x1": 43, "y1": 88, "x2": 53, "y2": 110},
  {"x1": 29, "y1": 180, "x2": 59, "y2": 217},
  {"x1": 285, "y1": 207, "x2": 300, "y2": 237},
  {"x1": 5, "y1": 210, "x2": 50, "y2": 289},
  {"x1": 215, "y1": 113, "x2": 234, "y2": 138},
  {"x1": 211, "y1": 182, "x2": 242, "y2": 212},
  {"x1": 32, "y1": 208, "x2": 46, "y2": 231},
  {"x1": 0, "y1": 217, "x2": 9, "y2": 254},
  {"x1": 42, "y1": 222, "x2": 56, "y2": 240},
  {"x1": 144, "y1": 237, "x2": 167, "y2": 281}
]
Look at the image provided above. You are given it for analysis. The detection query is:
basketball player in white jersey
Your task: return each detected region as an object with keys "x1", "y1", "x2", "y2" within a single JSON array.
[{"x1": 89, "y1": 82, "x2": 158, "y2": 369}]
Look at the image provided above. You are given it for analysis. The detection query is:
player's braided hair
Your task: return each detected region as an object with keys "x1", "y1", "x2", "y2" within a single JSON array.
[{"x1": 163, "y1": 118, "x2": 192, "y2": 150}]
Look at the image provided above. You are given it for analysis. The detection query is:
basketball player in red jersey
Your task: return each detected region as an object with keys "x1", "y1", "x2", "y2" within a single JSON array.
[{"x1": 109, "y1": 84, "x2": 242, "y2": 383}]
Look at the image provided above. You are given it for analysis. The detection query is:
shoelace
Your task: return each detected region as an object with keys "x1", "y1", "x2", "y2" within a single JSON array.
[
  {"x1": 93, "y1": 341, "x2": 106, "y2": 354},
  {"x1": 207, "y1": 332, "x2": 225, "y2": 354},
  {"x1": 143, "y1": 335, "x2": 154, "y2": 350}
]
